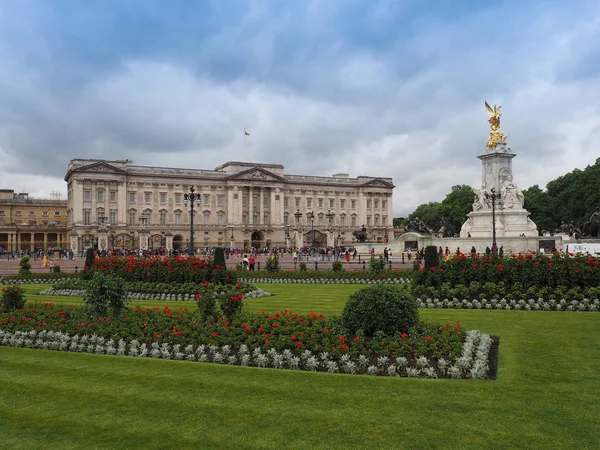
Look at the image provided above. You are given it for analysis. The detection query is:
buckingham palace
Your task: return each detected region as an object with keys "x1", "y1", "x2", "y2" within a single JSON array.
[{"x1": 64, "y1": 159, "x2": 394, "y2": 252}]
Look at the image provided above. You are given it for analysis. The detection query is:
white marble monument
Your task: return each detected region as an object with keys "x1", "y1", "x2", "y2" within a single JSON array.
[{"x1": 460, "y1": 104, "x2": 537, "y2": 239}]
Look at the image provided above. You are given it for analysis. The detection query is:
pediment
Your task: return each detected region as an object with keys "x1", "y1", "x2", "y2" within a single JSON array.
[
  {"x1": 66, "y1": 161, "x2": 127, "y2": 180},
  {"x1": 361, "y1": 178, "x2": 394, "y2": 188},
  {"x1": 227, "y1": 167, "x2": 285, "y2": 182}
]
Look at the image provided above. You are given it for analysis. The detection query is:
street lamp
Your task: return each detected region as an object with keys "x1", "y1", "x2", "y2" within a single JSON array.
[
  {"x1": 183, "y1": 186, "x2": 202, "y2": 255},
  {"x1": 306, "y1": 211, "x2": 315, "y2": 254},
  {"x1": 485, "y1": 188, "x2": 502, "y2": 252},
  {"x1": 326, "y1": 208, "x2": 335, "y2": 249},
  {"x1": 129, "y1": 231, "x2": 135, "y2": 251}
]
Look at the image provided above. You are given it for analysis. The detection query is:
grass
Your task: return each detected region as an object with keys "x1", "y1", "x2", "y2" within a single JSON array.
[{"x1": 1, "y1": 284, "x2": 600, "y2": 449}]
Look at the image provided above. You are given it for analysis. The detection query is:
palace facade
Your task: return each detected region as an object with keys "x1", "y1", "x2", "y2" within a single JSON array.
[
  {"x1": 64, "y1": 159, "x2": 394, "y2": 252},
  {"x1": 0, "y1": 190, "x2": 68, "y2": 252}
]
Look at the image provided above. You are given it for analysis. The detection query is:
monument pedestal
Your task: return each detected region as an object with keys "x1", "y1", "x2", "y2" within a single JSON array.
[
  {"x1": 461, "y1": 209, "x2": 537, "y2": 238},
  {"x1": 460, "y1": 141, "x2": 538, "y2": 238}
]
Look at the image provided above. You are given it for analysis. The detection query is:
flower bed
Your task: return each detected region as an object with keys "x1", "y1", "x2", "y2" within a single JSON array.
[
  {"x1": 38, "y1": 286, "x2": 273, "y2": 301},
  {"x1": 0, "y1": 303, "x2": 496, "y2": 379},
  {"x1": 416, "y1": 297, "x2": 599, "y2": 311},
  {"x1": 414, "y1": 252, "x2": 600, "y2": 290},
  {"x1": 238, "y1": 269, "x2": 411, "y2": 283},
  {"x1": 2, "y1": 273, "x2": 79, "y2": 285}
]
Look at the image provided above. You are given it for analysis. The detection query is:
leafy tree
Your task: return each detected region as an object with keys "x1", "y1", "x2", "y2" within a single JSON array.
[
  {"x1": 393, "y1": 217, "x2": 407, "y2": 228},
  {"x1": 522, "y1": 185, "x2": 556, "y2": 232},
  {"x1": 440, "y1": 185, "x2": 474, "y2": 235},
  {"x1": 408, "y1": 202, "x2": 443, "y2": 232}
]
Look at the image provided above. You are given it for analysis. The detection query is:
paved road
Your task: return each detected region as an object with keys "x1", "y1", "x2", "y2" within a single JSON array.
[{"x1": 0, "y1": 254, "x2": 413, "y2": 277}]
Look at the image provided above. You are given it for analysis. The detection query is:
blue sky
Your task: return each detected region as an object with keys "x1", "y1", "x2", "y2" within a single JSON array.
[{"x1": 1, "y1": 0, "x2": 599, "y2": 215}]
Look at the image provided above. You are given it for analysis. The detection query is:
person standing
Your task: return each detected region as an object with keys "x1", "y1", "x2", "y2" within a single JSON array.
[{"x1": 249, "y1": 254, "x2": 256, "y2": 271}]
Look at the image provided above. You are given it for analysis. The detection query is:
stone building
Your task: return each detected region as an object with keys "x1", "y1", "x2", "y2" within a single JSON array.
[
  {"x1": 0, "y1": 190, "x2": 68, "y2": 252},
  {"x1": 64, "y1": 159, "x2": 394, "y2": 252}
]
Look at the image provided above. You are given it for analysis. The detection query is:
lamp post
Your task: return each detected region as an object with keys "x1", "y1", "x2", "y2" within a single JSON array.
[
  {"x1": 129, "y1": 231, "x2": 135, "y2": 251},
  {"x1": 285, "y1": 225, "x2": 290, "y2": 248},
  {"x1": 485, "y1": 188, "x2": 502, "y2": 252},
  {"x1": 306, "y1": 211, "x2": 314, "y2": 254},
  {"x1": 183, "y1": 186, "x2": 202, "y2": 256},
  {"x1": 326, "y1": 208, "x2": 335, "y2": 248},
  {"x1": 294, "y1": 208, "x2": 303, "y2": 250}
]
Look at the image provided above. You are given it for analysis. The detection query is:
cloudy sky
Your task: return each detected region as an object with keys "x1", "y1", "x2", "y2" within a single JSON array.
[{"x1": 0, "y1": 0, "x2": 599, "y2": 216}]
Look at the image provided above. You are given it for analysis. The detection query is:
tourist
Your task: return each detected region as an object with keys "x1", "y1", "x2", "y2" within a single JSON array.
[{"x1": 249, "y1": 254, "x2": 256, "y2": 271}]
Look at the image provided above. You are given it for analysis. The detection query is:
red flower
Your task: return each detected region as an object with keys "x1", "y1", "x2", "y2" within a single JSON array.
[
  {"x1": 195, "y1": 293, "x2": 201, "y2": 299},
  {"x1": 98, "y1": 317, "x2": 103, "y2": 322},
  {"x1": 295, "y1": 341, "x2": 303, "y2": 347},
  {"x1": 339, "y1": 335, "x2": 345, "y2": 341},
  {"x1": 323, "y1": 328, "x2": 328, "y2": 333},
  {"x1": 273, "y1": 323, "x2": 279, "y2": 327},
  {"x1": 57, "y1": 311, "x2": 65, "y2": 315},
  {"x1": 425, "y1": 336, "x2": 431, "y2": 341},
  {"x1": 454, "y1": 326, "x2": 459, "y2": 332},
  {"x1": 175, "y1": 331, "x2": 182, "y2": 336},
  {"x1": 212, "y1": 332, "x2": 218, "y2": 337},
  {"x1": 245, "y1": 327, "x2": 251, "y2": 332},
  {"x1": 204, "y1": 281, "x2": 210, "y2": 287},
  {"x1": 497, "y1": 264, "x2": 503, "y2": 271},
  {"x1": 291, "y1": 335, "x2": 297, "y2": 340},
  {"x1": 264, "y1": 340, "x2": 269, "y2": 345},
  {"x1": 153, "y1": 333, "x2": 159, "y2": 337},
  {"x1": 401, "y1": 333, "x2": 408, "y2": 339},
  {"x1": 77, "y1": 323, "x2": 82, "y2": 328},
  {"x1": 354, "y1": 336, "x2": 360, "y2": 341}
]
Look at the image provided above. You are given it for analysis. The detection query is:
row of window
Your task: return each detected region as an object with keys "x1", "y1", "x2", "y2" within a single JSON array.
[
  {"x1": 81, "y1": 211, "x2": 387, "y2": 227},
  {"x1": 0, "y1": 210, "x2": 61, "y2": 217},
  {"x1": 84, "y1": 190, "x2": 387, "y2": 211}
]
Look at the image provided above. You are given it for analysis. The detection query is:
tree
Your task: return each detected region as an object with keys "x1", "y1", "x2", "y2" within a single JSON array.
[
  {"x1": 408, "y1": 202, "x2": 443, "y2": 232},
  {"x1": 522, "y1": 185, "x2": 556, "y2": 232},
  {"x1": 393, "y1": 217, "x2": 407, "y2": 228},
  {"x1": 440, "y1": 185, "x2": 474, "y2": 235}
]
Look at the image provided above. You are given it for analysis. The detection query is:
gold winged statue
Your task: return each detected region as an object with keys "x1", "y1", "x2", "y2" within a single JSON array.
[{"x1": 485, "y1": 101, "x2": 507, "y2": 149}]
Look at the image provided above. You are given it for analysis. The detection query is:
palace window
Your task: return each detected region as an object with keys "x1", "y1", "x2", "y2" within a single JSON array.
[
  {"x1": 367, "y1": 215, "x2": 371, "y2": 226},
  {"x1": 284, "y1": 214, "x2": 289, "y2": 226},
  {"x1": 351, "y1": 215, "x2": 356, "y2": 227},
  {"x1": 329, "y1": 198, "x2": 334, "y2": 208},
  {"x1": 242, "y1": 195, "x2": 247, "y2": 207},
  {"x1": 160, "y1": 213, "x2": 166, "y2": 226},
  {"x1": 374, "y1": 199, "x2": 379, "y2": 209},
  {"x1": 204, "y1": 194, "x2": 210, "y2": 206},
  {"x1": 84, "y1": 211, "x2": 91, "y2": 225},
  {"x1": 307, "y1": 198, "x2": 312, "y2": 208},
  {"x1": 145, "y1": 193, "x2": 151, "y2": 204},
  {"x1": 203, "y1": 213, "x2": 210, "y2": 225},
  {"x1": 160, "y1": 193, "x2": 167, "y2": 204},
  {"x1": 175, "y1": 193, "x2": 182, "y2": 205},
  {"x1": 382, "y1": 200, "x2": 387, "y2": 209},
  {"x1": 0, "y1": 211, "x2": 4, "y2": 216},
  {"x1": 97, "y1": 191, "x2": 104, "y2": 202},
  {"x1": 318, "y1": 215, "x2": 324, "y2": 226},
  {"x1": 374, "y1": 215, "x2": 379, "y2": 226},
  {"x1": 175, "y1": 213, "x2": 181, "y2": 225},
  {"x1": 318, "y1": 198, "x2": 323, "y2": 208},
  {"x1": 367, "y1": 199, "x2": 371, "y2": 209},
  {"x1": 42, "y1": 211, "x2": 49, "y2": 217},
  {"x1": 284, "y1": 197, "x2": 289, "y2": 208},
  {"x1": 263, "y1": 195, "x2": 268, "y2": 206},
  {"x1": 84, "y1": 190, "x2": 91, "y2": 202},
  {"x1": 129, "y1": 192, "x2": 136, "y2": 203},
  {"x1": 252, "y1": 214, "x2": 258, "y2": 225},
  {"x1": 29, "y1": 211, "x2": 34, "y2": 216},
  {"x1": 110, "y1": 211, "x2": 117, "y2": 225},
  {"x1": 129, "y1": 212, "x2": 135, "y2": 225},
  {"x1": 382, "y1": 216, "x2": 387, "y2": 226},
  {"x1": 15, "y1": 211, "x2": 21, "y2": 216},
  {"x1": 340, "y1": 199, "x2": 345, "y2": 209},
  {"x1": 217, "y1": 213, "x2": 223, "y2": 225},
  {"x1": 341, "y1": 215, "x2": 346, "y2": 226},
  {"x1": 110, "y1": 191, "x2": 117, "y2": 202},
  {"x1": 242, "y1": 213, "x2": 247, "y2": 224},
  {"x1": 295, "y1": 198, "x2": 300, "y2": 208},
  {"x1": 351, "y1": 200, "x2": 356, "y2": 209},
  {"x1": 263, "y1": 214, "x2": 269, "y2": 225},
  {"x1": 217, "y1": 195, "x2": 223, "y2": 206}
]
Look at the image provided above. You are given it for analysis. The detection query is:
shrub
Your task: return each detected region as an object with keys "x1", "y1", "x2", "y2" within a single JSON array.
[
  {"x1": 424, "y1": 246, "x2": 439, "y2": 269},
  {"x1": 369, "y1": 256, "x2": 386, "y2": 273},
  {"x1": 342, "y1": 285, "x2": 419, "y2": 336},
  {"x1": 84, "y1": 271, "x2": 127, "y2": 317},
  {"x1": 299, "y1": 262, "x2": 307, "y2": 272},
  {"x1": 214, "y1": 247, "x2": 226, "y2": 269},
  {"x1": 1, "y1": 286, "x2": 25, "y2": 311},
  {"x1": 83, "y1": 248, "x2": 95, "y2": 279},
  {"x1": 331, "y1": 260, "x2": 343, "y2": 271},
  {"x1": 52, "y1": 265, "x2": 61, "y2": 274},
  {"x1": 19, "y1": 256, "x2": 32, "y2": 275},
  {"x1": 196, "y1": 283, "x2": 244, "y2": 323},
  {"x1": 265, "y1": 255, "x2": 280, "y2": 273}
]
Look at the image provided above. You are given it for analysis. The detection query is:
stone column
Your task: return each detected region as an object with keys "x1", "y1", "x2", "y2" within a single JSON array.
[
  {"x1": 227, "y1": 187, "x2": 234, "y2": 225},
  {"x1": 248, "y1": 186, "x2": 253, "y2": 224},
  {"x1": 259, "y1": 188, "x2": 264, "y2": 225},
  {"x1": 17, "y1": 232, "x2": 21, "y2": 251},
  {"x1": 30, "y1": 234, "x2": 35, "y2": 252},
  {"x1": 270, "y1": 188, "x2": 277, "y2": 225},
  {"x1": 43, "y1": 233, "x2": 48, "y2": 250},
  {"x1": 117, "y1": 181, "x2": 126, "y2": 224},
  {"x1": 358, "y1": 192, "x2": 365, "y2": 226}
]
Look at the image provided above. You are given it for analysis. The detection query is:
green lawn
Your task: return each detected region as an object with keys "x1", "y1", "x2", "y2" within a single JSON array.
[{"x1": 1, "y1": 284, "x2": 599, "y2": 449}]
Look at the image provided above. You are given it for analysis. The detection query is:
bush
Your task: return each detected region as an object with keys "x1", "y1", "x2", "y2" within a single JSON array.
[
  {"x1": 331, "y1": 260, "x2": 343, "y2": 271},
  {"x1": 19, "y1": 256, "x2": 31, "y2": 275},
  {"x1": 265, "y1": 255, "x2": 280, "y2": 273},
  {"x1": 84, "y1": 271, "x2": 127, "y2": 317},
  {"x1": 369, "y1": 256, "x2": 386, "y2": 273},
  {"x1": 342, "y1": 284, "x2": 419, "y2": 336},
  {"x1": 214, "y1": 247, "x2": 226, "y2": 269},
  {"x1": 424, "y1": 246, "x2": 439, "y2": 269},
  {"x1": 1, "y1": 286, "x2": 25, "y2": 311},
  {"x1": 83, "y1": 248, "x2": 95, "y2": 279},
  {"x1": 52, "y1": 265, "x2": 61, "y2": 274},
  {"x1": 299, "y1": 262, "x2": 307, "y2": 272}
]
